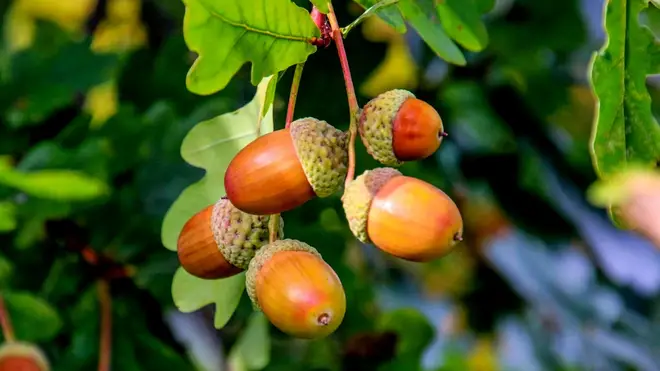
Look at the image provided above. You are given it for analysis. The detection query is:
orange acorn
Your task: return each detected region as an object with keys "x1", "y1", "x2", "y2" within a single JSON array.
[
  {"x1": 0, "y1": 342, "x2": 50, "y2": 371},
  {"x1": 177, "y1": 197, "x2": 283, "y2": 279},
  {"x1": 342, "y1": 168, "x2": 463, "y2": 262},
  {"x1": 359, "y1": 89, "x2": 445, "y2": 166},
  {"x1": 224, "y1": 118, "x2": 348, "y2": 215},
  {"x1": 246, "y1": 239, "x2": 346, "y2": 339}
]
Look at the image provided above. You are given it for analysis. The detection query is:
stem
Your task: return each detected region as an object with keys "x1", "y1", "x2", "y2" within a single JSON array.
[
  {"x1": 268, "y1": 214, "x2": 280, "y2": 243},
  {"x1": 0, "y1": 292, "x2": 15, "y2": 343},
  {"x1": 285, "y1": 63, "x2": 305, "y2": 128},
  {"x1": 97, "y1": 280, "x2": 112, "y2": 371},
  {"x1": 326, "y1": 3, "x2": 360, "y2": 187}
]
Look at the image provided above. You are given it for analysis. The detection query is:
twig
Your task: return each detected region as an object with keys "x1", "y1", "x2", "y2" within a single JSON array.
[
  {"x1": 285, "y1": 63, "x2": 305, "y2": 128},
  {"x1": 268, "y1": 214, "x2": 280, "y2": 243},
  {"x1": 0, "y1": 292, "x2": 15, "y2": 343},
  {"x1": 97, "y1": 280, "x2": 112, "y2": 371},
  {"x1": 326, "y1": 3, "x2": 360, "y2": 187}
]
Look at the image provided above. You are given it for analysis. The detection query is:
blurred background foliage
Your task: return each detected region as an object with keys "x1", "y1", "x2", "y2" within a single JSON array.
[{"x1": 1, "y1": 0, "x2": 660, "y2": 370}]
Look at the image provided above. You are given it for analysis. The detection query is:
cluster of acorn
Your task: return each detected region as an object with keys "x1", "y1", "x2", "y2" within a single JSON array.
[{"x1": 177, "y1": 89, "x2": 464, "y2": 339}]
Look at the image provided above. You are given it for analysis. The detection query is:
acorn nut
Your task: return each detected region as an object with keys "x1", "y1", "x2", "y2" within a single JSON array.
[
  {"x1": 177, "y1": 197, "x2": 283, "y2": 279},
  {"x1": 342, "y1": 168, "x2": 463, "y2": 262},
  {"x1": 224, "y1": 117, "x2": 349, "y2": 215},
  {"x1": 246, "y1": 239, "x2": 346, "y2": 339},
  {"x1": 359, "y1": 89, "x2": 445, "y2": 166},
  {"x1": 0, "y1": 342, "x2": 50, "y2": 371}
]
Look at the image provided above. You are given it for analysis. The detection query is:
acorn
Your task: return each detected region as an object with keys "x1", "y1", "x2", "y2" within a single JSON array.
[
  {"x1": 177, "y1": 197, "x2": 283, "y2": 279},
  {"x1": 246, "y1": 239, "x2": 346, "y2": 339},
  {"x1": 342, "y1": 168, "x2": 463, "y2": 262},
  {"x1": 359, "y1": 89, "x2": 445, "y2": 166},
  {"x1": 224, "y1": 117, "x2": 349, "y2": 215},
  {"x1": 0, "y1": 342, "x2": 50, "y2": 371}
]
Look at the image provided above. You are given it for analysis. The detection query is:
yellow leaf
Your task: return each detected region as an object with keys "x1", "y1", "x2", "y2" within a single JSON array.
[
  {"x1": 14, "y1": 0, "x2": 97, "y2": 33},
  {"x1": 466, "y1": 337, "x2": 499, "y2": 371},
  {"x1": 91, "y1": 20, "x2": 147, "y2": 53},
  {"x1": 4, "y1": 4, "x2": 36, "y2": 53},
  {"x1": 360, "y1": 40, "x2": 419, "y2": 97},
  {"x1": 84, "y1": 80, "x2": 119, "y2": 128},
  {"x1": 106, "y1": 0, "x2": 142, "y2": 23}
]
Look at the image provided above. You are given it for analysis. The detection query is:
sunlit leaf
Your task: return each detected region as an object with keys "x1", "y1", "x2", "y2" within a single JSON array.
[
  {"x1": 3, "y1": 291, "x2": 63, "y2": 342},
  {"x1": 352, "y1": 0, "x2": 407, "y2": 33},
  {"x1": 436, "y1": 0, "x2": 489, "y2": 51},
  {"x1": 182, "y1": 0, "x2": 318, "y2": 95},
  {"x1": 397, "y1": 0, "x2": 466, "y2": 66},
  {"x1": 161, "y1": 75, "x2": 276, "y2": 251},
  {"x1": 360, "y1": 38, "x2": 419, "y2": 96},
  {"x1": 309, "y1": 0, "x2": 329, "y2": 13},
  {"x1": 589, "y1": 0, "x2": 660, "y2": 180},
  {"x1": 171, "y1": 268, "x2": 246, "y2": 329},
  {"x1": 0, "y1": 165, "x2": 109, "y2": 201}
]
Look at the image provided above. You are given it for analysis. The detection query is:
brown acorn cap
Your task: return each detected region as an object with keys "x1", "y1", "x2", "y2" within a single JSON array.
[
  {"x1": 245, "y1": 239, "x2": 322, "y2": 310},
  {"x1": 359, "y1": 89, "x2": 415, "y2": 167},
  {"x1": 0, "y1": 342, "x2": 50, "y2": 371},
  {"x1": 289, "y1": 118, "x2": 349, "y2": 198},
  {"x1": 211, "y1": 197, "x2": 284, "y2": 270},
  {"x1": 342, "y1": 168, "x2": 403, "y2": 243}
]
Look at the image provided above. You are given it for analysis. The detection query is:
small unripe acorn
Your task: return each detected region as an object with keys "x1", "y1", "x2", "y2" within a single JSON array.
[
  {"x1": 177, "y1": 197, "x2": 283, "y2": 279},
  {"x1": 0, "y1": 342, "x2": 50, "y2": 371},
  {"x1": 342, "y1": 168, "x2": 463, "y2": 262},
  {"x1": 359, "y1": 89, "x2": 445, "y2": 166},
  {"x1": 225, "y1": 118, "x2": 349, "y2": 215},
  {"x1": 246, "y1": 239, "x2": 346, "y2": 339}
]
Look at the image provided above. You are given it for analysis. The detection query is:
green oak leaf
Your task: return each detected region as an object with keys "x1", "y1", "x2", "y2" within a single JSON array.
[
  {"x1": 352, "y1": 0, "x2": 407, "y2": 33},
  {"x1": 171, "y1": 268, "x2": 246, "y2": 329},
  {"x1": 376, "y1": 308, "x2": 435, "y2": 371},
  {"x1": 3, "y1": 291, "x2": 63, "y2": 342},
  {"x1": 0, "y1": 160, "x2": 109, "y2": 201},
  {"x1": 228, "y1": 312, "x2": 271, "y2": 371},
  {"x1": 436, "y1": 0, "x2": 489, "y2": 52},
  {"x1": 398, "y1": 0, "x2": 466, "y2": 66},
  {"x1": 589, "y1": 0, "x2": 660, "y2": 179},
  {"x1": 310, "y1": 0, "x2": 330, "y2": 13},
  {"x1": 474, "y1": 0, "x2": 496, "y2": 14},
  {"x1": 161, "y1": 75, "x2": 276, "y2": 252},
  {"x1": 0, "y1": 201, "x2": 16, "y2": 232},
  {"x1": 183, "y1": 0, "x2": 319, "y2": 95}
]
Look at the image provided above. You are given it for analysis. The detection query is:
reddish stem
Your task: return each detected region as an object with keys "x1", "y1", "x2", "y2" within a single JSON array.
[
  {"x1": 285, "y1": 63, "x2": 305, "y2": 128},
  {"x1": 97, "y1": 280, "x2": 112, "y2": 371},
  {"x1": 0, "y1": 292, "x2": 15, "y2": 343},
  {"x1": 326, "y1": 4, "x2": 359, "y2": 187}
]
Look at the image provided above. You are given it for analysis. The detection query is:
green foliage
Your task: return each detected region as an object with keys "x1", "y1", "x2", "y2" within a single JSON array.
[
  {"x1": 351, "y1": 0, "x2": 407, "y2": 33},
  {"x1": 171, "y1": 268, "x2": 246, "y2": 328},
  {"x1": 310, "y1": 0, "x2": 330, "y2": 13},
  {"x1": 0, "y1": 202, "x2": 16, "y2": 232},
  {"x1": 228, "y1": 312, "x2": 271, "y2": 370},
  {"x1": 2, "y1": 291, "x2": 63, "y2": 343},
  {"x1": 589, "y1": 0, "x2": 660, "y2": 178},
  {"x1": 397, "y1": 0, "x2": 467, "y2": 66},
  {"x1": 436, "y1": 0, "x2": 489, "y2": 52},
  {"x1": 182, "y1": 0, "x2": 318, "y2": 95}
]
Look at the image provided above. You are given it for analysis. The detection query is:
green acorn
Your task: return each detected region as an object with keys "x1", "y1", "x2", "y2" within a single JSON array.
[
  {"x1": 359, "y1": 89, "x2": 445, "y2": 166},
  {"x1": 225, "y1": 118, "x2": 349, "y2": 215},
  {"x1": 177, "y1": 197, "x2": 284, "y2": 279}
]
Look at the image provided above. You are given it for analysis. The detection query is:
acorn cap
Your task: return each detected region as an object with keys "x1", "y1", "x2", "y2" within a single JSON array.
[
  {"x1": 359, "y1": 89, "x2": 415, "y2": 167},
  {"x1": 0, "y1": 342, "x2": 50, "y2": 371},
  {"x1": 342, "y1": 168, "x2": 402, "y2": 243},
  {"x1": 246, "y1": 239, "x2": 322, "y2": 310},
  {"x1": 290, "y1": 118, "x2": 349, "y2": 197},
  {"x1": 211, "y1": 197, "x2": 284, "y2": 270}
]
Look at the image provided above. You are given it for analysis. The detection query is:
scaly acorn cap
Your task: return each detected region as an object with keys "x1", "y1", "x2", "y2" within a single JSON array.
[
  {"x1": 359, "y1": 89, "x2": 415, "y2": 167},
  {"x1": 342, "y1": 168, "x2": 403, "y2": 243},
  {"x1": 211, "y1": 197, "x2": 284, "y2": 270},
  {"x1": 0, "y1": 342, "x2": 50, "y2": 371},
  {"x1": 290, "y1": 118, "x2": 349, "y2": 197},
  {"x1": 246, "y1": 239, "x2": 322, "y2": 310}
]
